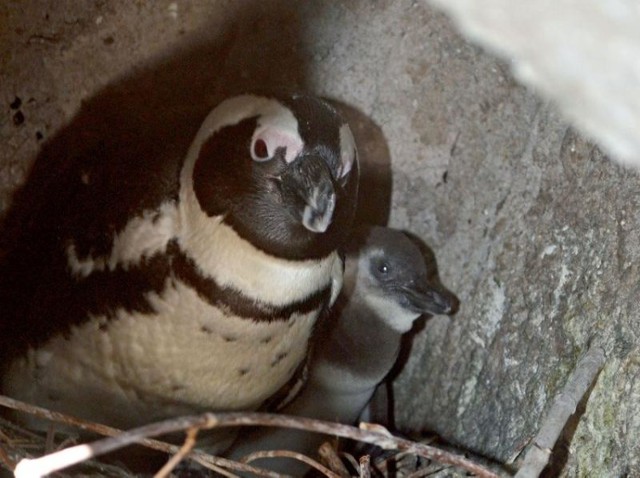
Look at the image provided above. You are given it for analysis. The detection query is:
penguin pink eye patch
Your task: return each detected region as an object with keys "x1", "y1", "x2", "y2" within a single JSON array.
[{"x1": 250, "y1": 126, "x2": 304, "y2": 164}]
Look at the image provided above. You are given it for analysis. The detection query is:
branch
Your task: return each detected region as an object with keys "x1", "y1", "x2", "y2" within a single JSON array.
[
  {"x1": 515, "y1": 344, "x2": 607, "y2": 478},
  {"x1": 359, "y1": 454, "x2": 371, "y2": 478},
  {"x1": 241, "y1": 449, "x2": 338, "y2": 477},
  {"x1": 318, "y1": 442, "x2": 351, "y2": 478},
  {"x1": 6, "y1": 403, "x2": 508, "y2": 478},
  {"x1": 0, "y1": 443, "x2": 17, "y2": 471},
  {"x1": 154, "y1": 427, "x2": 199, "y2": 478},
  {"x1": 0, "y1": 395, "x2": 286, "y2": 478}
]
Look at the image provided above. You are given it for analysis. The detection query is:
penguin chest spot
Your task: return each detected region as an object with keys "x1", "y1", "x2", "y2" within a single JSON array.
[
  {"x1": 138, "y1": 280, "x2": 319, "y2": 410},
  {"x1": 3, "y1": 279, "x2": 319, "y2": 429}
]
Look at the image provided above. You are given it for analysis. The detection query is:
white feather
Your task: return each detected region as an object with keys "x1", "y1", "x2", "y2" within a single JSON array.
[
  {"x1": 180, "y1": 95, "x2": 300, "y2": 191},
  {"x1": 2, "y1": 279, "x2": 318, "y2": 432},
  {"x1": 178, "y1": 174, "x2": 340, "y2": 306},
  {"x1": 66, "y1": 202, "x2": 178, "y2": 277},
  {"x1": 339, "y1": 122, "x2": 356, "y2": 178}
]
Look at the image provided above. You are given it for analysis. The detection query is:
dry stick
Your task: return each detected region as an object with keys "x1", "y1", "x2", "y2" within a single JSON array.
[
  {"x1": 0, "y1": 443, "x2": 17, "y2": 471},
  {"x1": 0, "y1": 395, "x2": 285, "y2": 478},
  {"x1": 318, "y1": 441, "x2": 351, "y2": 478},
  {"x1": 406, "y1": 465, "x2": 449, "y2": 478},
  {"x1": 339, "y1": 452, "x2": 361, "y2": 474},
  {"x1": 12, "y1": 410, "x2": 507, "y2": 478},
  {"x1": 154, "y1": 427, "x2": 199, "y2": 478},
  {"x1": 359, "y1": 454, "x2": 371, "y2": 478},
  {"x1": 200, "y1": 461, "x2": 243, "y2": 478},
  {"x1": 515, "y1": 344, "x2": 607, "y2": 478},
  {"x1": 242, "y1": 449, "x2": 338, "y2": 478},
  {"x1": 0, "y1": 395, "x2": 120, "y2": 444},
  {"x1": 374, "y1": 449, "x2": 414, "y2": 474},
  {"x1": 44, "y1": 425, "x2": 56, "y2": 455},
  {"x1": 0, "y1": 415, "x2": 44, "y2": 443}
]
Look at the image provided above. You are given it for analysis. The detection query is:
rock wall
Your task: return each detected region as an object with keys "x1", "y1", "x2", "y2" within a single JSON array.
[{"x1": 428, "y1": 0, "x2": 640, "y2": 169}]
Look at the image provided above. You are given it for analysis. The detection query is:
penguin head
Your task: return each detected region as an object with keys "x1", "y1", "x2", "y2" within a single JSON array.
[
  {"x1": 347, "y1": 226, "x2": 456, "y2": 332},
  {"x1": 180, "y1": 94, "x2": 359, "y2": 260}
]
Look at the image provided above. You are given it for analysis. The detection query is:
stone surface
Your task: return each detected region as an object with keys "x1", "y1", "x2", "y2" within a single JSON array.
[
  {"x1": 1, "y1": 1, "x2": 639, "y2": 476},
  {"x1": 428, "y1": 0, "x2": 640, "y2": 169}
]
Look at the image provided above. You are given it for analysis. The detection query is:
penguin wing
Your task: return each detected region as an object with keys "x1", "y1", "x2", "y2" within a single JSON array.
[{"x1": 0, "y1": 108, "x2": 191, "y2": 359}]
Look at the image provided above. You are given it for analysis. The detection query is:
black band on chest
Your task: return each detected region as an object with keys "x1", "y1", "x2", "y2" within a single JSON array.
[{"x1": 169, "y1": 242, "x2": 332, "y2": 322}]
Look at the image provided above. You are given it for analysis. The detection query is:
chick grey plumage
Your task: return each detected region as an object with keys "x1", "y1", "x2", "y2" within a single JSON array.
[
  {"x1": 0, "y1": 94, "x2": 358, "y2": 435},
  {"x1": 226, "y1": 226, "x2": 456, "y2": 474}
]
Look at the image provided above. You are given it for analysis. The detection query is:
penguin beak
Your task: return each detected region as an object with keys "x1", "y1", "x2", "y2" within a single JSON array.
[
  {"x1": 401, "y1": 283, "x2": 458, "y2": 316},
  {"x1": 280, "y1": 155, "x2": 337, "y2": 234}
]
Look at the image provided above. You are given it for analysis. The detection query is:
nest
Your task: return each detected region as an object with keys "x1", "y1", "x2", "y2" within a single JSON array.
[
  {"x1": 0, "y1": 395, "x2": 502, "y2": 478},
  {"x1": 0, "y1": 344, "x2": 608, "y2": 477}
]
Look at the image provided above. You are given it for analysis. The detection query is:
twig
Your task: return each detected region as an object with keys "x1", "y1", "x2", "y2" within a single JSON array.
[
  {"x1": 359, "y1": 454, "x2": 371, "y2": 478},
  {"x1": 318, "y1": 441, "x2": 351, "y2": 478},
  {"x1": 242, "y1": 449, "x2": 339, "y2": 477},
  {"x1": 0, "y1": 429, "x2": 15, "y2": 445},
  {"x1": 45, "y1": 425, "x2": 55, "y2": 454},
  {"x1": 515, "y1": 344, "x2": 607, "y2": 478},
  {"x1": 154, "y1": 427, "x2": 199, "y2": 478},
  {"x1": 0, "y1": 443, "x2": 17, "y2": 471},
  {"x1": 373, "y1": 449, "x2": 410, "y2": 474},
  {"x1": 0, "y1": 416, "x2": 43, "y2": 442},
  {"x1": 203, "y1": 462, "x2": 242, "y2": 478},
  {"x1": 56, "y1": 436, "x2": 79, "y2": 452},
  {"x1": 340, "y1": 452, "x2": 361, "y2": 474},
  {"x1": 406, "y1": 465, "x2": 448, "y2": 477},
  {"x1": 0, "y1": 395, "x2": 289, "y2": 478},
  {"x1": 9, "y1": 406, "x2": 507, "y2": 478},
  {"x1": 0, "y1": 394, "x2": 169, "y2": 449}
]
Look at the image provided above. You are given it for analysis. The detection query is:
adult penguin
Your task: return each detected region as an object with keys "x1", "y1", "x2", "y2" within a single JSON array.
[{"x1": 0, "y1": 94, "x2": 359, "y2": 440}]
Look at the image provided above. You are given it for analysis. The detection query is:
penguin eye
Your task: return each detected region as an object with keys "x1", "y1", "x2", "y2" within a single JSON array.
[
  {"x1": 378, "y1": 263, "x2": 389, "y2": 274},
  {"x1": 252, "y1": 139, "x2": 270, "y2": 161}
]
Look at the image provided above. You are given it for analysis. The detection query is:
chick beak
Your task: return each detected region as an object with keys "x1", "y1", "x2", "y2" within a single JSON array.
[
  {"x1": 281, "y1": 155, "x2": 337, "y2": 234},
  {"x1": 402, "y1": 283, "x2": 458, "y2": 316}
]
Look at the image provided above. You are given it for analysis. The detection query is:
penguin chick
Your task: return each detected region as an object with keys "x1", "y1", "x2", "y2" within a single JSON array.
[
  {"x1": 226, "y1": 225, "x2": 456, "y2": 475},
  {"x1": 0, "y1": 94, "x2": 359, "y2": 440}
]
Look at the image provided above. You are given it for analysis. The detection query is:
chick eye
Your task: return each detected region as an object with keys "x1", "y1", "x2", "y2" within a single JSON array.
[
  {"x1": 378, "y1": 263, "x2": 389, "y2": 274},
  {"x1": 252, "y1": 138, "x2": 269, "y2": 161}
]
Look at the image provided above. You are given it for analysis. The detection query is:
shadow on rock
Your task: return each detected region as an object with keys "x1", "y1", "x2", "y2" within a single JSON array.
[{"x1": 330, "y1": 100, "x2": 392, "y2": 227}]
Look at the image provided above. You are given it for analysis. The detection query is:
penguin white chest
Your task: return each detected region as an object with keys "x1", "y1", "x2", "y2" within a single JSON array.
[
  {"x1": 3, "y1": 279, "x2": 318, "y2": 430},
  {"x1": 0, "y1": 92, "x2": 360, "y2": 438}
]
